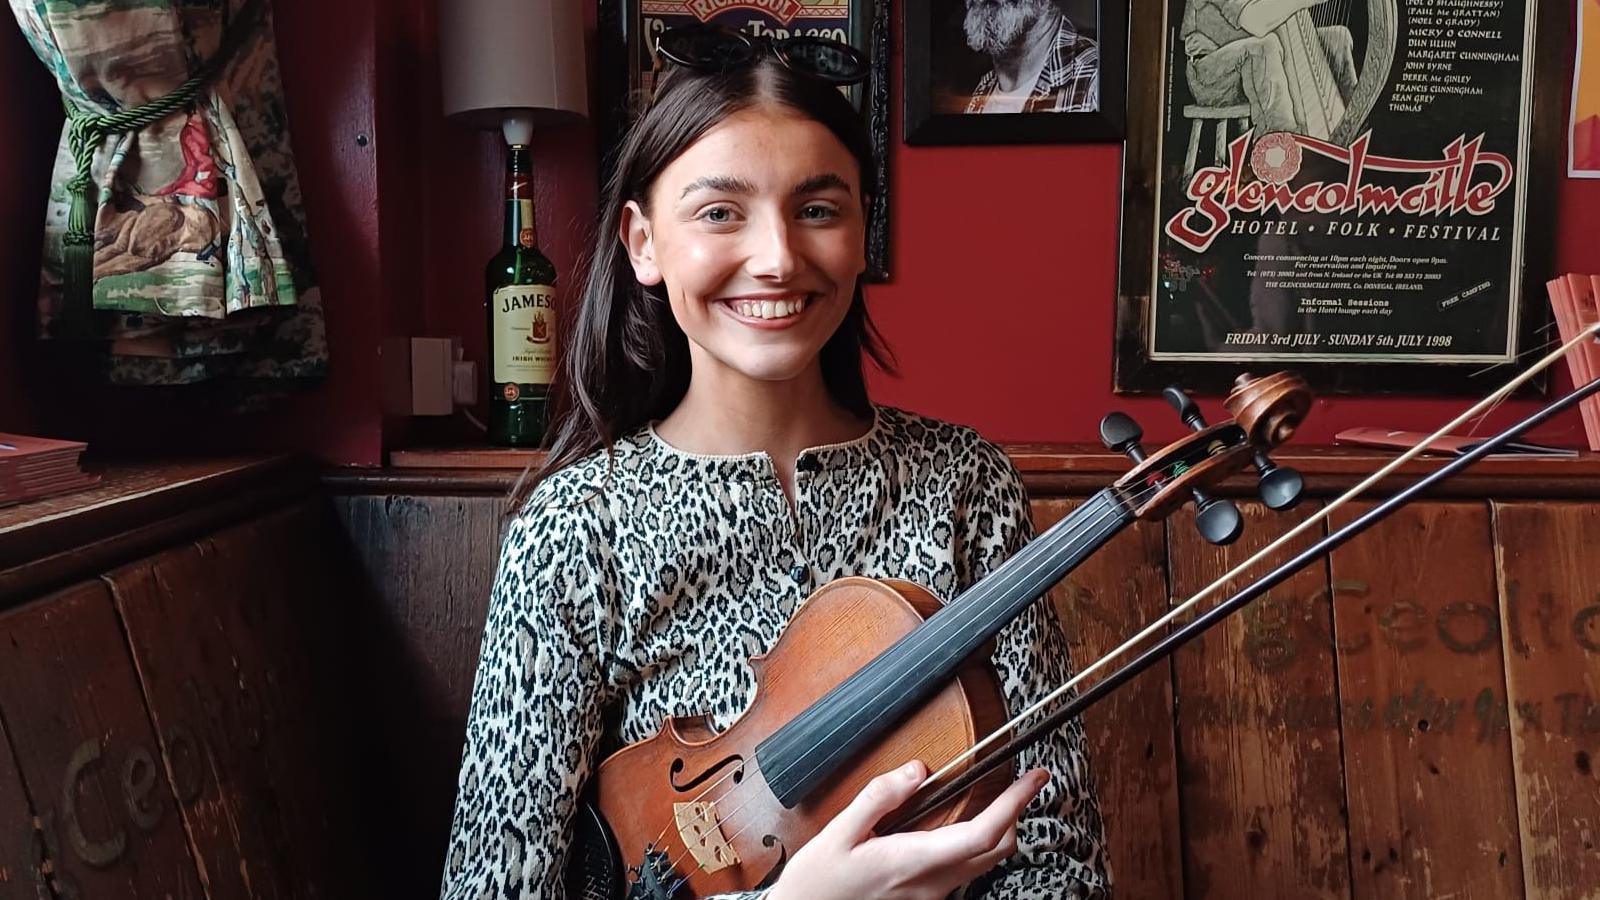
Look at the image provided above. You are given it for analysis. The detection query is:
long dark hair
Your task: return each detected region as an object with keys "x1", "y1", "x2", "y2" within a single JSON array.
[{"x1": 509, "y1": 56, "x2": 894, "y2": 512}]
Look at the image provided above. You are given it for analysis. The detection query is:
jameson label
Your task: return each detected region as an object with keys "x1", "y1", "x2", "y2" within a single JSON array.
[
  {"x1": 1147, "y1": 0, "x2": 1536, "y2": 363},
  {"x1": 492, "y1": 284, "x2": 555, "y2": 385}
]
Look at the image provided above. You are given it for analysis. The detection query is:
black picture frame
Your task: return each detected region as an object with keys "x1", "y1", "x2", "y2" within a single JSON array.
[
  {"x1": 903, "y1": 0, "x2": 1127, "y2": 145},
  {"x1": 596, "y1": 1, "x2": 892, "y2": 282},
  {"x1": 1112, "y1": 0, "x2": 1563, "y2": 395}
]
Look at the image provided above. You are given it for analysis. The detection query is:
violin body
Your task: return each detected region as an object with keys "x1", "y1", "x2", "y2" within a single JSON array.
[{"x1": 576, "y1": 576, "x2": 1013, "y2": 899}]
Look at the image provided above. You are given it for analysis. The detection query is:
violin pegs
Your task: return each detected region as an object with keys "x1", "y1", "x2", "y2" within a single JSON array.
[
  {"x1": 1161, "y1": 385, "x2": 1206, "y2": 432},
  {"x1": 1258, "y1": 464, "x2": 1305, "y2": 511},
  {"x1": 1099, "y1": 412, "x2": 1147, "y2": 461},
  {"x1": 1192, "y1": 489, "x2": 1244, "y2": 545},
  {"x1": 1250, "y1": 449, "x2": 1305, "y2": 511}
]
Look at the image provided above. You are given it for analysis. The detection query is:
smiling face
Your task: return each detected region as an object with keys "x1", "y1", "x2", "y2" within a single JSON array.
[{"x1": 620, "y1": 103, "x2": 868, "y2": 391}]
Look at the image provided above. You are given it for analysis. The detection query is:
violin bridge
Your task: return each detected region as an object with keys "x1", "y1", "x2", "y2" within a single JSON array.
[{"x1": 673, "y1": 801, "x2": 740, "y2": 873}]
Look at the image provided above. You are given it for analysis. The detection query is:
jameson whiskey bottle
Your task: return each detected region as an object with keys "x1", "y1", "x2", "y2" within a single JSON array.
[{"x1": 485, "y1": 143, "x2": 558, "y2": 446}]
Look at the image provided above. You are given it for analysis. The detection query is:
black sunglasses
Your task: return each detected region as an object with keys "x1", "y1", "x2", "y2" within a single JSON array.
[{"x1": 654, "y1": 24, "x2": 869, "y2": 86}]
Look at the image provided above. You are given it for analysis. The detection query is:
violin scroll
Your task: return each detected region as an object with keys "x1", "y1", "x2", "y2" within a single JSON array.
[
  {"x1": 1103, "y1": 371, "x2": 1312, "y2": 539},
  {"x1": 1225, "y1": 371, "x2": 1311, "y2": 449},
  {"x1": 1225, "y1": 371, "x2": 1310, "y2": 510}
]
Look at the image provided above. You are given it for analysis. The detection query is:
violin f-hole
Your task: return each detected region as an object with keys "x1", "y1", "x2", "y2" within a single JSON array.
[
  {"x1": 752, "y1": 834, "x2": 789, "y2": 889},
  {"x1": 668, "y1": 754, "x2": 746, "y2": 793}
]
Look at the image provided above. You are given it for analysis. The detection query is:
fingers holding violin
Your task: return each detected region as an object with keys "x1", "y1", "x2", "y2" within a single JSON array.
[
  {"x1": 908, "y1": 766, "x2": 1047, "y2": 871},
  {"x1": 826, "y1": 758, "x2": 930, "y2": 846},
  {"x1": 770, "y1": 764, "x2": 1048, "y2": 900}
]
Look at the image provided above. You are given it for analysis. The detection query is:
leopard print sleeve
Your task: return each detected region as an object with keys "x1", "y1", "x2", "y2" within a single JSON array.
[
  {"x1": 953, "y1": 439, "x2": 1113, "y2": 900},
  {"x1": 440, "y1": 495, "x2": 612, "y2": 900}
]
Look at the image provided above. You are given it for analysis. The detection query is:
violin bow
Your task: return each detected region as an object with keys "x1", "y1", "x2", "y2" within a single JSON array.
[{"x1": 884, "y1": 322, "x2": 1600, "y2": 832}]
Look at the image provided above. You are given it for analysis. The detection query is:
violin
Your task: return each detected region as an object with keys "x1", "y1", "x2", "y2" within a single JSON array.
[{"x1": 564, "y1": 372, "x2": 1314, "y2": 900}]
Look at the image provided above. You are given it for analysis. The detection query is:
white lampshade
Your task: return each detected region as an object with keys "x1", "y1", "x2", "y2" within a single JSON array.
[{"x1": 439, "y1": 0, "x2": 589, "y2": 139}]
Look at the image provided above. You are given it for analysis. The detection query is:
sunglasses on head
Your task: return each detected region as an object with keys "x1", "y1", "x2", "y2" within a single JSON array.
[{"x1": 653, "y1": 24, "x2": 870, "y2": 86}]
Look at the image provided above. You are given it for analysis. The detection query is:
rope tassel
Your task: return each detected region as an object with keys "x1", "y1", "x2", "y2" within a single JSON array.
[{"x1": 59, "y1": 114, "x2": 102, "y2": 338}]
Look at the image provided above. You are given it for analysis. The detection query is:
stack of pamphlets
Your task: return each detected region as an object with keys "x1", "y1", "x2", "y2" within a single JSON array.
[
  {"x1": 0, "y1": 433, "x2": 99, "y2": 507},
  {"x1": 1545, "y1": 273, "x2": 1600, "y2": 451},
  {"x1": 1334, "y1": 427, "x2": 1578, "y2": 459}
]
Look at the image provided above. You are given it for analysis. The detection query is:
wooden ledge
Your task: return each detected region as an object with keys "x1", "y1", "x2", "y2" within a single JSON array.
[
  {"x1": 346, "y1": 445, "x2": 1600, "y2": 500},
  {"x1": 0, "y1": 456, "x2": 314, "y2": 604}
]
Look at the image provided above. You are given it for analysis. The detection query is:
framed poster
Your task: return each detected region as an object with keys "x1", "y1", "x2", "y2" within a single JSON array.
[
  {"x1": 903, "y1": 0, "x2": 1127, "y2": 145},
  {"x1": 597, "y1": 0, "x2": 892, "y2": 281},
  {"x1": 1572, "y1": 0, "x2": 1600, "y2": 177},
  {"x1": 1113, "y1": 0, "x2": 1565, "y2": 394}
]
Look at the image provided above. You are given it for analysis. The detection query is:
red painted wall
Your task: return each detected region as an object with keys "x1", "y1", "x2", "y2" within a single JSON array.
[{"x1": 2, "y1": 1, "x2": 1598, "y2": 463}]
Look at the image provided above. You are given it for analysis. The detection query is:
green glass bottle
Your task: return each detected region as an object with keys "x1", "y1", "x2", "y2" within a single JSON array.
[{"x1": 485, "y1": 143, "x2": 558, "y2": 447}]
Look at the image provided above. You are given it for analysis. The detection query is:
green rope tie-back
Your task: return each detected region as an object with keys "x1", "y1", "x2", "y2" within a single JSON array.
[{"x1": 58, "y1": 0, "x2": 266, "y2": 338}]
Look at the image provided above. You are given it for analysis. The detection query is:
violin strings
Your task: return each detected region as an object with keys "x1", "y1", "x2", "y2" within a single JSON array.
[
  {"x1": 760, "y1": 472, "x2": 1173, "y2": 804},
  {"x1": 646, "y1": 756, "x2": 757, "y2": 863},
  {"x1": 663, "y1": 762, "x2": 786, "y2": 895},
  {"x1": 658, "y1": 472, "x2": 1174, "y2": 875},
  {"x1": 920, "y1": 322, "x2": 1600, "y2": 793},
  {"x1": 657, "y1": 758, "x2": 766, "y2": 892},
  {"x1": 662, "y1": 474, "x2": 1177, "y2": 864}
]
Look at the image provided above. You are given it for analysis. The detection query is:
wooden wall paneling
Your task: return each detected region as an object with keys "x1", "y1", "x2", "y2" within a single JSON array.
[
  {"x1": 224, "y1": 500, "x2": 367, "y2": 890},
  {"x1": 327, "y1": 493, "x2": 506, "y2": 896},
  {"x1": 1167, "y1": 501, "x2": 1351, "y2": 900},
  {"x1": 0, "y1": 714, "x2": 40, "y2": 896},
  {"x1": 1492, "y1": 502, "x2": 1600, "y2": 898},
  {"x1": 1328, "y1": 502, "x2": 1523, "y2": 899},
  {"x1": 1032, "y1": 499, "x2": 1183, "y2": 900},
  {"x1": 0, "y1": 582, "x2": 205, "y2": 897},
  {"x1": 105, "y1": 500, "x2": 365, "y2": 899}
]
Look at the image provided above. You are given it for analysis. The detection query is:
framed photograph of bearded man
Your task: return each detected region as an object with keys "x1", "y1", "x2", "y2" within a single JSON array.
[
  {"x1": 904, "y1": 0, "x2": 1128, "y2": 144},
  {"x1": 1113, "y1": 0, "x2": 1566, "y2": 394}
]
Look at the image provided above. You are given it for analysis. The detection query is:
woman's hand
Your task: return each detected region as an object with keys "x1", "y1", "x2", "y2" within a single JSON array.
[{"x1": 767, "y1": 760, "x2": 1049, "y2": 900}]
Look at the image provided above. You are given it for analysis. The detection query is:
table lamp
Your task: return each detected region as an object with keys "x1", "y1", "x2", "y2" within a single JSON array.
[{"x1": 438, "y1": 0, "x2": 587, "y2": 447}]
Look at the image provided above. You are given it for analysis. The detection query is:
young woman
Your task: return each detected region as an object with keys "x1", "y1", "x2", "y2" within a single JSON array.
[{"x1": 440, "y1": 27, "x2": 1110, "y2": 900}]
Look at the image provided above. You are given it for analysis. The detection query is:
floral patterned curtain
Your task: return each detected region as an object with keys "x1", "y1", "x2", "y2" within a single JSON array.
[{"x1": 9, "y1": 0, "x2": 326, "y2": 395}]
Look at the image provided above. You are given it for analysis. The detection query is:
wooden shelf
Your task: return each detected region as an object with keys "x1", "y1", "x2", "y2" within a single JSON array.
[
  {"x1": 1, "y1": 456, "x2": 313, "y2": 603},
  {"x1": 390, "y1": 445, "x2": 549, "y2": 469},
  {"x1": 358, "y1": 444, "x2": 1600, "y2": 500}
]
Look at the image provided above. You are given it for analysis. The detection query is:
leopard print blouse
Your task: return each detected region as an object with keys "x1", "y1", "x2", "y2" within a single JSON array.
[{"x1": 440, "y1": 405, "x2": 1111, "y2": 899}]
